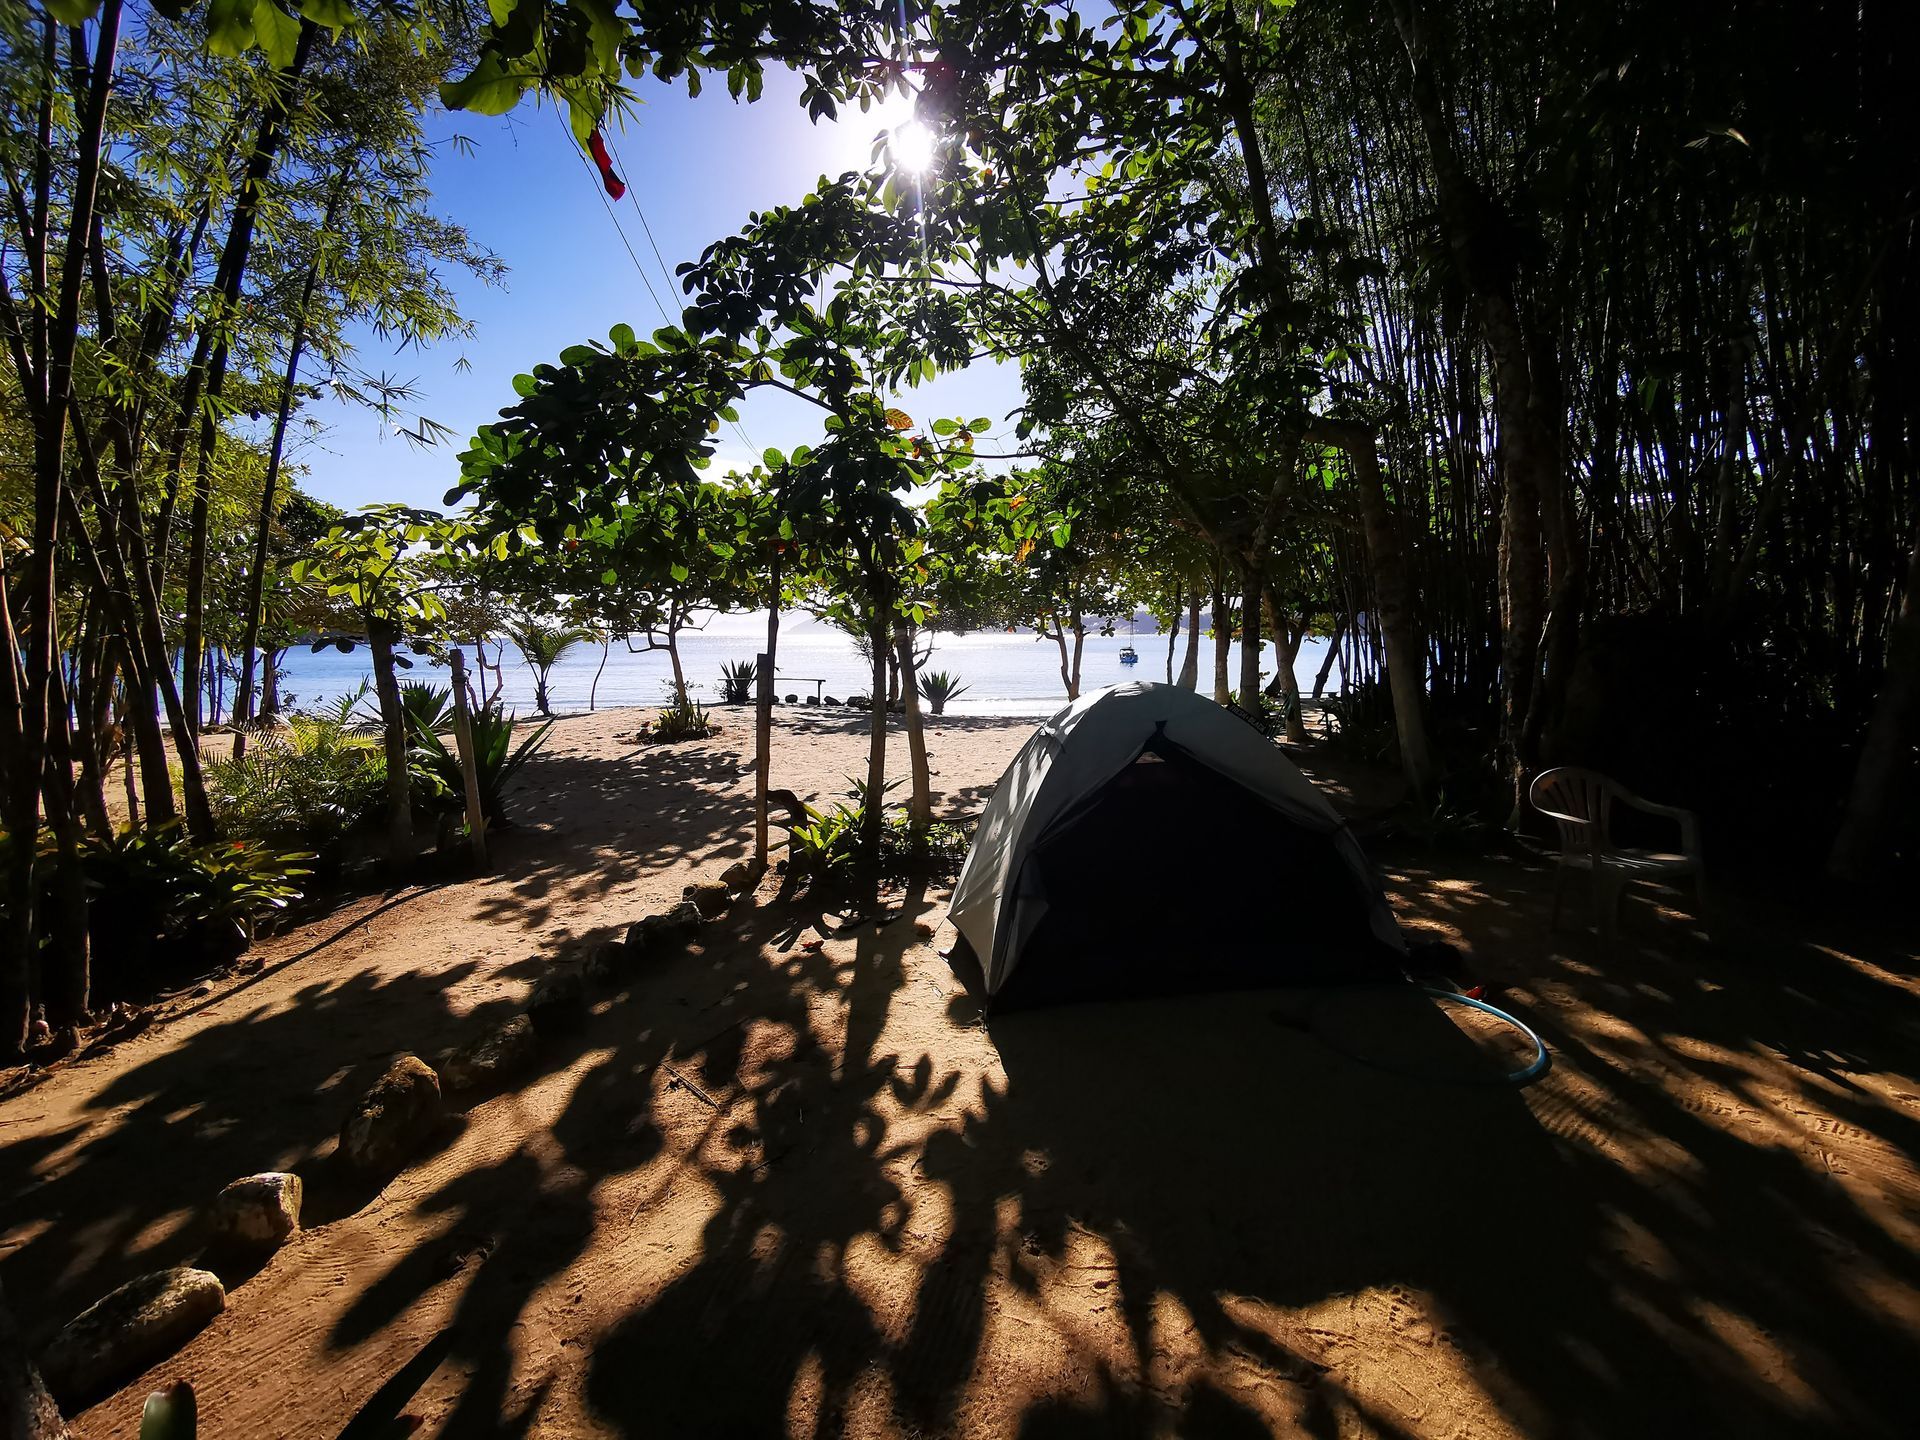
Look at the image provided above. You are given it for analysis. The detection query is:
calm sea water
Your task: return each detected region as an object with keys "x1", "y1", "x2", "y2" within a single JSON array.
[{"x1": 271, "y1": 611, "x2": 1334, "y2": 719}]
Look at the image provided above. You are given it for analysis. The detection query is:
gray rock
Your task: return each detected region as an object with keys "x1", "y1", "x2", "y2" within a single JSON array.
[
  {"x1": 582, "y1": 939, "x2": 626, "y2": 986},
  {"x1": 208, "y1": 1172, "x2": 301, "y2": 1250},
  {"x1": 527, "y1": 967, "x2": 587, "y2": 1033},
  {"x1": 783, "y1": 693, "x2": 798, "y2": 704},
  {"x1": 38, "y1": 1267, "x2": 224, "y2": 1403},
  {"x1": 339, "y1": 1055, "x2": 443, "y2": 1172},
  {"x1": 625, "y1": 902, "x2": 703, "y2": 958},
  {"x1": 683, "y1": 879, "x2": 734, "y2": 918},
  {"x1": 822, "y1": 695, "x2": 840, "y2": 706},
  {"x1": 719, "y1": 860, "x2": 755, "y2": 892},
  {"x1": 437, "y1": 1015, "x2": 536, "y2": 1092}
]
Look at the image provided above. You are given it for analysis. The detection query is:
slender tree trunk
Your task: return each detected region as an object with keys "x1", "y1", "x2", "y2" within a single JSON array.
[
  {"x1": 1314, "y1": 421, "x2": 1437, "y2": 800},
  {"x1": 1264, "y1": 587, "x2": 1310, "y2": 743},
  {"x1": 1313, "y1": 618, "x2": 1346, "y2": 700},
  {"x1": 235, "y1": 189, "x2": 336, "y2": 755},
  {"x1": 1178, "y1": 587, "x2": 1202, "y2": 689},
  {"x1": 754, "y1": 562, "x2": 781, "y2": 873},
  {"x1": 42, "y1": 666, "x2": 91, "y2": 1023},
  {"x1": 864, "y1": 610, "x2": 889, "y2": 904},
  {"x1": 1238, "y1": 559, "x2": 1263, "y2": 705},
  {"x1": 1050, "y1": 625, "x2": 1074, "y2": 698},
  {"x1": 589, "y1": 636, "x2": 609, "y2": 711},
  {"x1": 1211, "y1": 570, "x2": 1232, "y2": 705},
  {"x1": 1830, "y1": 523, "x2": 1920, "y2": 879},
  {"x1": 894, "y1": 623, "x2": 932, "y2": 832},
  {"x1": 1, "y1": 0, "x2": 124, "y2": 1059},
  {"x1": 119, "y1": 695, "x2": 140, "y2": 827},
  {"x1": 367, "y1": 616, "x2": 412, "y2": 863},
  {"x1": 1069, "y1": 616, "x2": 1086, "y2": 699},
  {"x1": 261, "y1": 649, "x2": 281, "y2": 717},
  {"x1": 667, "y1": 621, "x2": 688, "y2": 707},
  {"x1": 1165, "y1": 582, "x2": 1182, "y2": 683}
]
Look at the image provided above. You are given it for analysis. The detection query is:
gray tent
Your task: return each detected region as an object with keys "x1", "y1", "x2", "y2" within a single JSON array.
[{"x1": 947, "y1": 682, "x2": 1406, "y2": 1009}]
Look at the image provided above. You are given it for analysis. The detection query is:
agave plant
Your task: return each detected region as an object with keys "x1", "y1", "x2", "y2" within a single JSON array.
[
  {"x1": 916, "y1": 669, "x2": 970, "y2": 716},
  {"x1": 408, "y1": 702, "x2": 555, "y2": 826},
  {"x1": 717, "y1": 657, "x2": 759, "y2": 705}
]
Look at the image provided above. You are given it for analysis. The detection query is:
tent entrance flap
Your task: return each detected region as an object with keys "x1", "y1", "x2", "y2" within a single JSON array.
[{"x1": 994, "y1": 744, "x2": 1404, "y2": 1011}]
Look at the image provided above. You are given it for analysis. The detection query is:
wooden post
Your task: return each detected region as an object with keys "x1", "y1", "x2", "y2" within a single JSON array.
[
  {"x1": 754, "y1": 649, "x2": 774, "y2": 872},
  {"x1": 448, "y1": 647, "x2": 488, "y2": 869}
]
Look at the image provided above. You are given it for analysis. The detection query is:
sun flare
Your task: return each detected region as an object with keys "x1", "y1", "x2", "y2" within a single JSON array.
[{"x1": 888, "y1": 119, "x2": 937, "y2": 176}]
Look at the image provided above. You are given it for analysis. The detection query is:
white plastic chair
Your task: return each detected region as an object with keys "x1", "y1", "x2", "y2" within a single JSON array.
[{"x1": 1530, "y1": 766, "x2": 1707, "y2": 943}]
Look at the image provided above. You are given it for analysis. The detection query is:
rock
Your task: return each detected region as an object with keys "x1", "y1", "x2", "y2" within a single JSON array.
[
  {"x1": 583, "y1": 939, "x2": 627, "y2": 987},
  {"x1": 339, "y1": 1055, "x2": 443, "y2": 1172},
  {"x1": 804, "y1": 694, "x2": 821, "y2": 706},
  {"x1": 846, "y1": 695, "x2": 871, "y2": 710},
  {"x1": 822, "y1": 695, "x2": 840, "y2": 706},
  {"x1": 437, "y1": 1016, "x2": 536, "y2": 1092},
  {"x1": 783, "y1": 693, "x2": 798, "y2": 704},
  {"x1": 527, "y1": 967, "x2": 587, "y2": 1033},
  {"x1": 208, "y1": 1172, "x2": 302, "y2": 1250},
  {"x1": 38, "y1": 1267, "x2": 225, "y2": 1403},
  {"x1": 683, "y1": 879, "x2": 734, "y2": 918},
  {"x1": 625, "y1": 902, "x2": 703, "y2": 957},
  {"x1": 719, "y1": 860, "x2": 755, "y2": 892}
]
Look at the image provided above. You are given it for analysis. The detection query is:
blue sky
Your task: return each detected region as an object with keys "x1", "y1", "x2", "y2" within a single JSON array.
[{"x1": 294, "y1": 69, "x2": 1024, "y2": 513}]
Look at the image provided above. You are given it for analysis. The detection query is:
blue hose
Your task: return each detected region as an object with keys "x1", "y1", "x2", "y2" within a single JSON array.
[{"x1": 1415, "y1": 985, "x2": 1552, "y2": 1087}]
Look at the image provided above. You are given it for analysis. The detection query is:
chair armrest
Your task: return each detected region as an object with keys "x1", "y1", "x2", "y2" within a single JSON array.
[{"x1": 1616, "y1": 792, "x2": 1701, "y2": 861}]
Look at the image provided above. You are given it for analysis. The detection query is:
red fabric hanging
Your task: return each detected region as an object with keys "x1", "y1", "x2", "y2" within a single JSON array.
[{"x1": 587, "y1": 129, "x2": 626, "y2": 200}]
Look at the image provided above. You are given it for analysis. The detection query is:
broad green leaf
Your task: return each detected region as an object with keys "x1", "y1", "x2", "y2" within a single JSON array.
[
  {"x1": 205, "y1": 0, "x2": 258, "y2": 58},
  {"x1": 251, "y1": 0, "x2": 301, "y2": 66},
  {"x1": 295, "y1": 0, "x2": 354, "y2": 30}
]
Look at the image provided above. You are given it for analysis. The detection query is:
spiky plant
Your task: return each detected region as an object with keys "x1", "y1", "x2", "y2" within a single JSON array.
[{"x1": 916, "y1": 669, "x2": 970, "y2": 716}]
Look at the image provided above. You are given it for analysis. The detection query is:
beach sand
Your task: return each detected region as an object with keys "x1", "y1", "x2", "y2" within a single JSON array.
[{"x1": 5, "y1": 705, "x2": 1919, "y2": 1437}]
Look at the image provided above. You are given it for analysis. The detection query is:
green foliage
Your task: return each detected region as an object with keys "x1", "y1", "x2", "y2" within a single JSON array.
[
  {"x1": 505, "y1": 615, "x2": 592, "y2": 715},
  {"x1": 787, "y1": 778, "x2": 967, "y2": 893},
  {"x1": 407, "y1": 703, "x2": 555, "y2": 827},
  {"x1": 72, "y1": 824, "x2": 310, "y2": 961},
  {"x1": 207, "y1": 695, "x2": 386, "y2": 854},
  {"x1": 647, "y1": 694, "x2": 716, "y2": 743},
  {"x1": 718, "y1": 658, "x2": 759, "y2": 705},
  {"x1": 915, "y1": 669, "x2": 970, "y2": 716}
]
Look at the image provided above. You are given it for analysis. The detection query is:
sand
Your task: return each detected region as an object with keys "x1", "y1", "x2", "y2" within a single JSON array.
[{"x1": 3, "y1": 704, "x2": 1919, "y2": 1438}]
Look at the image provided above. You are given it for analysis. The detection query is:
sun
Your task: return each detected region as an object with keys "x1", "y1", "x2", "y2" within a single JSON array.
[{"x1": 888, "y1": 119, "x2": 937, "y2": 176}]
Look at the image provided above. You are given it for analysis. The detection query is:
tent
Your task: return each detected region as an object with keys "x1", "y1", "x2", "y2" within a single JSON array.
[{"x1": 947, "y1": 682, "x2": 1407, "y2": 1010}]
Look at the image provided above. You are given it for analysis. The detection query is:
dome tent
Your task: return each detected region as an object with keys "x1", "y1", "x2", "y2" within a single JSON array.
[{"x1": 947, "y1": 682, "x2": 1407, "y2": 1011}]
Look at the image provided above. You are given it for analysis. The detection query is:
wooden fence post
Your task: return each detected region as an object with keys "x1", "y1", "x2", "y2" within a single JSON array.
[
  {"x1": 754, "y1": 649, "x2": 773, "y2": 872},
  {"x1": 448, "y1": 647, "x2": 488, "y2": 869}
]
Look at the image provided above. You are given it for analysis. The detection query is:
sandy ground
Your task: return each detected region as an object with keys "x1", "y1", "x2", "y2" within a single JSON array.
[{"x1": 4, "y1": 705, "x2": 1920, "y2": 1438}]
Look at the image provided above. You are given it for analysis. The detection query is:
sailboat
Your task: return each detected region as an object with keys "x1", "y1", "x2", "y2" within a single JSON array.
[{"x1": 1118, "y1": 610, "x2": 1139, "y2": 665}]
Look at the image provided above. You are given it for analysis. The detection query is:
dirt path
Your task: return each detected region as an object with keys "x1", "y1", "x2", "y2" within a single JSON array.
[{"x1": 5, "y1": 706, "x2": 1919, "y2": 1437}]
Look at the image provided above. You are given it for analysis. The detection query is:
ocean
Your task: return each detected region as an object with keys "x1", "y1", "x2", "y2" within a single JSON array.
[{"x1": 270, "y1": 611, "x2": 1335, "y2": 719}]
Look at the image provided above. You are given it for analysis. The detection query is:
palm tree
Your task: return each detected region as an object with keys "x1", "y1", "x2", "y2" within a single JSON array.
[{"x1": 507, "y1": 615, "x2": 591, "y2": 717}]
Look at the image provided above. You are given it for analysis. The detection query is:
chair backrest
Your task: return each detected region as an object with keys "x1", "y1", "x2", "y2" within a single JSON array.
[{"x1": 1529, "y1": 766, "x2": 1619, "y2": 853}]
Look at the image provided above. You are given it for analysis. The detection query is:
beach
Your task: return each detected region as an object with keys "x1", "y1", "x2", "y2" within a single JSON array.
[{"x1": 6, "y1": 705, "x2": 1918, "y2": 1438}]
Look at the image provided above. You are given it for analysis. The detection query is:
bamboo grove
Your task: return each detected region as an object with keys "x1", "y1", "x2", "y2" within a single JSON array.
[{"x1": 3, "y1": 0, "x2": 1915, "y2": 1057}]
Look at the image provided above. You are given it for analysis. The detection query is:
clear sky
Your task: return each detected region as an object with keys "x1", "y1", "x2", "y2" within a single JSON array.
[{"x1": 294, "y1": 69, "x2": 1024, "y2": 513}]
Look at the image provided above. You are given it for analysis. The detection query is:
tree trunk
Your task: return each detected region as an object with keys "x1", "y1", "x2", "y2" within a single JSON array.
[
  {"x1": 590, "y1": 636, "x2": 609, "y2": 711},
  {"x1": 1068, "y1": 617, "x2": 1086, "y2": 700},
  {"x1": 235, "y1": 196, "x2": 335, "y2": 756},
  {"x1": 1165, "y1": 582, "x2": 1182, "y2": 683},
  {"x1": 1211, "y1": 571, "x2": 1232, "y2": 705},
  {"x1": 1314, "y1": 419, "x2": 1437, "y2": 800},
  {"x1": 1264, "y1": 587, "x2": 1310, "y2": 744},
  {"x1": 894, "y1": 623, "x2": 932, "y2": 833},
  {"x1": 1178, "y1": 587, "x2": 1201, "y2": 689},
  {"x1": 1238, "y1": 559, "x2": 1263, "y2": 705},
  {"x1": 41, "y1": 667, "x2": 91, "y2": 1024},
  {"x1": 666, "y1": 622, "x2": 688, "y2": 707},
  {"x1": 1312, "y1": 617, "x2": 1346, "y2": 700},
  {"x1": 1830, "y1": 524, "x2": 1920, "y2": 879},
  {"x1": 754, "y1": 566, "x2": 781, "y2": 873},
  {"x1": 1, "y1": 0, "x2": 124, "y2": 1060},
  {"x1": 863, "y1": 611, "x2": 889, "y2": 904},
  {"x1": 367, "y1": 617, "x2": 412, "y2": 863},
  {"x1": 261, "y1": 648, "x2": 281, "y2": 717}
]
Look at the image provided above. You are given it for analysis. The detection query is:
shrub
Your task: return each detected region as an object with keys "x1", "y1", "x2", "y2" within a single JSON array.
[
  {"x1": 647, "y1": 694, "x2": 715, "y2": 743},
  {"x1": 208, "y1": 691, "x2": 386, "y2": 855},
  {"x1": 408, "y1": 702, "x2": 555, "y2": 827},
  {"x1": 786, "y1": 778, "x2": 969, "y2": 891},
  {"x1": 915, "y1": 669, "x2": 970, "y2": 716},
  {"x1": 718, "y1": 658, "x2": 759, "y2": 705}
]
